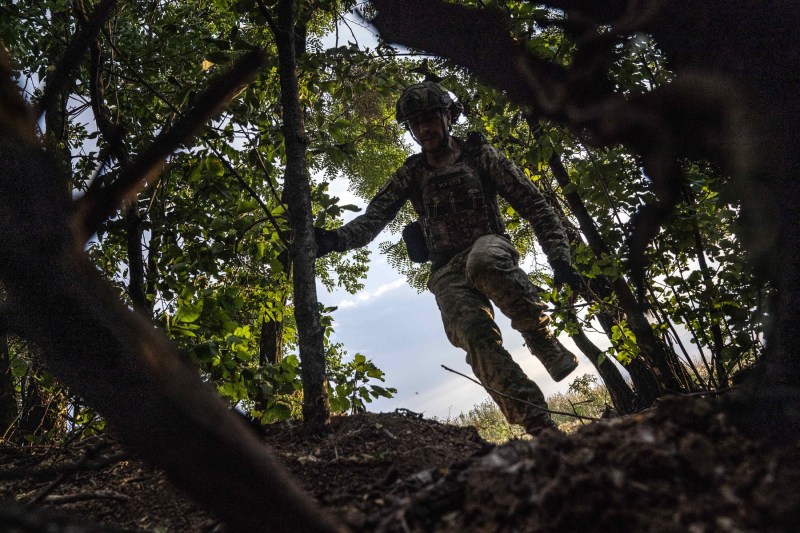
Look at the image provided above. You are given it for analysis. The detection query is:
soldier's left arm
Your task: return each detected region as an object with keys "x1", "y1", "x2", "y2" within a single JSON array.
[{"x1": 481, "y1": 144, "x2": 571, "y2": 265}]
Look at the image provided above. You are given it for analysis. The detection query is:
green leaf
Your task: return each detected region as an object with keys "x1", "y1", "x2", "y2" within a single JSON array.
[
  {"x1": 193, "y1": 342, "x2": 219, "y2": 362},
  {"x1": 175, "y1": 299, "x2": 203, "y2": 324}
]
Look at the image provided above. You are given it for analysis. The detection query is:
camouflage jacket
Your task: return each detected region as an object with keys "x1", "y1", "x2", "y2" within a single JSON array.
[{"x1": 333, "y1": 135, "x2": 571, "y2": 267}]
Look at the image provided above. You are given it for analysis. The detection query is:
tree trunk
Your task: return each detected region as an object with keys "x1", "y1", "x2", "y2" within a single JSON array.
[
  {"x1": 646, "y1": 0, "x2": 800, "y2": 444},
  {"x1": 85, "y1": 22, "x2": 149, "y2": 314},
  {"x1": 259, "y1": 251, "x2": 291, "y2": 368},
  {"x1": 145, "y1": 224, "x2": 161, "y2": 310},
  {"x1": 126, "y1": 205, "x2": 148, "y2": 312},
  {"x1": 274, "y1": 0, "x2": 330, "y2": 433},
  {"x1": 254, "y1": 314, "x2": 286, "y2": 415},
  {"x1": 42, "y1": 6, "x2": 72, "y2": 190},
  {"x1": 260, "y1": 317, "x2": 284, "y2": 366},
  {"x1": 569, "y1": 325, "x2": 637, "y2": 414}
]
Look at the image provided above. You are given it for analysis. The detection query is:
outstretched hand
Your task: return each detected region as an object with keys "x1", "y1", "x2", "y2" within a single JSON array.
[
  {"x1": 551, "y1": 259, "x2": 582, "y2": 291},
  {"x1": 314, "y1": 227, "x2": 339, "y2": 258}
]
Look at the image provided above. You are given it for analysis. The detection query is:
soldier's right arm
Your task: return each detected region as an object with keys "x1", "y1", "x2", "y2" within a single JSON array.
[{"x1": 331, "y1": 163, "x2": 414, "y2": 252}]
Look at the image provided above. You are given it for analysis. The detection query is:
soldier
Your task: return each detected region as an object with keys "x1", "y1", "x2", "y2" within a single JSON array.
[{"x1": 314, "y1": 81, "x2": 582, "y2": 435}]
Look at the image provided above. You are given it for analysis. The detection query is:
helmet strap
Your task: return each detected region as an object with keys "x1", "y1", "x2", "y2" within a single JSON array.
[{"x1": 437, "y1": 110, "x2": 452, "y2": 151}]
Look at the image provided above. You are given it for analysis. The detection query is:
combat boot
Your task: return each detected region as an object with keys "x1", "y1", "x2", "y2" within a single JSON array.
[{"x1": 523, "y1": 332, "x2": 578, "y2": 382}]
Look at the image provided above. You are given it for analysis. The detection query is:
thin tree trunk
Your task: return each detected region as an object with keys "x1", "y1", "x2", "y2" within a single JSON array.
[
  {"x1": 685, "y1": 191, "x2": 728, "y2": 387},
  {"x1": 569, "y1": 324, "x2": 637, "y2": 414},
  {"x1": 274, "y1": 0, "x2": 329, "y2": 432},
  {"x1": 254, "y1": 314, "x2": 286, "y2": 414},
  {"x1": 84, "y1": 20, "x2": 149, "y2": 313},
  {"x1": 259, "y1": 251, "x2": 291, "y2": 367},
  {"x1": 127, "y1": 205, "x2": 148, "y2": 311},
  {"x1": 260, "y1": 318, "x2": 284, "y2": 366},
  {"x1": 145, "y1": 224, "x2": 161, "y2": 310}
]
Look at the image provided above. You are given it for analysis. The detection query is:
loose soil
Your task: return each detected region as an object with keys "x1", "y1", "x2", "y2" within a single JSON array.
[{"x1": 1, "y1": 396, "x2": 798, "y2": 532}]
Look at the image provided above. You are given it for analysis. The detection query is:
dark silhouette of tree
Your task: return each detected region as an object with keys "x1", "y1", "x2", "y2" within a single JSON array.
[{"x1": 369, "y1": 0, "x2": 800, "y2": 444}]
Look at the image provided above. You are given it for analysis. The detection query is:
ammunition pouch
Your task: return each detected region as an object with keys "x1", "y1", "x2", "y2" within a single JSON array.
[{"x1": 402, "y1": 220, "x2": 429, "y2": 263}]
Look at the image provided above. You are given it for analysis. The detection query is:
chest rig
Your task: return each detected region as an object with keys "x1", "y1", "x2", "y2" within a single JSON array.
[{"x1": 408, "y1": 134, "x2": 505, "y2": 266}]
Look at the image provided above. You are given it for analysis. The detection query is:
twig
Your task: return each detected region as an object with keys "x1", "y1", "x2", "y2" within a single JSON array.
[
  {"x1": 441, "y1": 365, "x2": 600, "y2": 421},
  {"x1": 669, "y1": 387, "x2": 733, "y2": 398},
  {"x1": 0, "y1": 500, "x2": 128, "y2": 533},
  {"x1": 28, "y1": 439, "x2": 114, "y2": 505},
  {"x1": 208, "y1": 144, "x2": 291, "y2": 250},
  {"x1": 0, "y1": 450, "x2": 128, "y2": 481},
  {"x1": 43, "y1": 490, "x2": 129, "y2": 505},
  {"x1": 255, "y1": 0, "x2": 279, "y2": 34}
]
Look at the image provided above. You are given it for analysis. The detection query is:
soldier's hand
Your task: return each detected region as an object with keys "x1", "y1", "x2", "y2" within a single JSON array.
[
  {"x1": 314, "y1": 227, "x2": 339, "y2": 258},
  {"x1": 551, "y1": 259, "x2": 582, "y2": 291}
]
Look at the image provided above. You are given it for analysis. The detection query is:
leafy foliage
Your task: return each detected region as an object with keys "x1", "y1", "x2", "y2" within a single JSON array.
[
  {"x1": 328, "y1": 346, "x2": 397, "y2": 414},
  {"x1": 445, "y1": 398, "x2": 528, "y2": 444},
  {"x1": 548, "y1": 374, "x2": 613, "y2": 433}
]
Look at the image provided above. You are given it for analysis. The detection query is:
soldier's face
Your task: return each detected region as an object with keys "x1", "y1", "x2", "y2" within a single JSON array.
[{"x1": 409, "y1": 110, "x2": 450, "y2": 152}]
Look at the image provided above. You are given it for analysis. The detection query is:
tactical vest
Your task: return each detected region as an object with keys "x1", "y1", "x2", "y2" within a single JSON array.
[{"x1": 409, "y1": 135, "x2": 505, "y2": 266}]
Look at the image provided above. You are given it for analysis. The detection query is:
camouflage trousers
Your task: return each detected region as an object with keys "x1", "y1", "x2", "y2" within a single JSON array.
[{"x1": 427, "y1": 234, "x2": 554, "y2": 433}]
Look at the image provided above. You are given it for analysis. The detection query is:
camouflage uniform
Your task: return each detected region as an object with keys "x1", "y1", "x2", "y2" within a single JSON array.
[{"x1": 331, "y1": 136, "x2": 571, "y2": 433}]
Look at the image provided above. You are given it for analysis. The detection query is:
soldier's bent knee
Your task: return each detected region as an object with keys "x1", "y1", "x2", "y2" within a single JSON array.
[{"x1": 466, "y1": 235, "x2": 517, "y2": 276}]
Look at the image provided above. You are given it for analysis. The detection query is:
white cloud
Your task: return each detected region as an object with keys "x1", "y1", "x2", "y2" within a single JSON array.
[{"x1": 336, "y1": 277, "x2": 406, "y2": 309}]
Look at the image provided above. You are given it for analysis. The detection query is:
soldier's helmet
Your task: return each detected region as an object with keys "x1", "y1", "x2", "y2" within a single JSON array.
[{"x1": 395, "y1": 81, "x2": 462, "y2": 127}]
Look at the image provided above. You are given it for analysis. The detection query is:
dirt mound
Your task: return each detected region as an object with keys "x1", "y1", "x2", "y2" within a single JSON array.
[
  {"x1": 1, "y1": 399, "x2": 798, "y2": 532},
  {"x1": 365, "y1": 397, "x2": 799, "y2": 532}
]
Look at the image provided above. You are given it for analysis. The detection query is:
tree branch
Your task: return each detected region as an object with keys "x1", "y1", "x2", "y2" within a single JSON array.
[
  {"x1": 210, "y1": 144, "x2": 291, "y2": 250},
  {"x1": 0, "y1": 49, "x2": 35, "y2": 145},
  {"x1": 36, "y1": 0, "x2": 118, "y2": 120}
]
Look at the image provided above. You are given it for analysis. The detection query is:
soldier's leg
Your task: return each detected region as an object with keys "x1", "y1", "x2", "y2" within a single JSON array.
[
  {"x1": 465, "y1": 234, "x2": 578, "y2": 382},
  {"x1": 428, "y1": 252, "x2": 556, "y2": 435}
]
